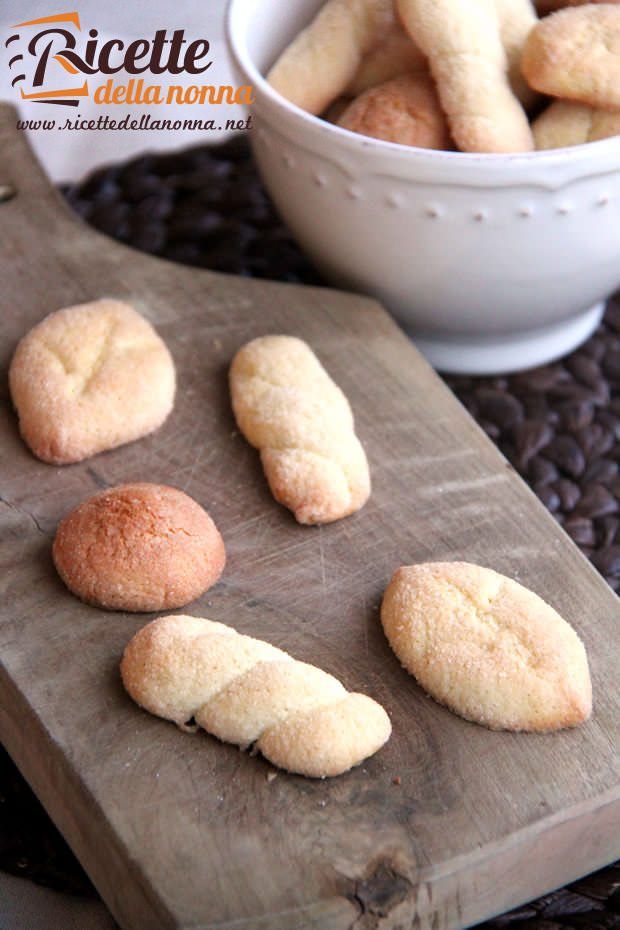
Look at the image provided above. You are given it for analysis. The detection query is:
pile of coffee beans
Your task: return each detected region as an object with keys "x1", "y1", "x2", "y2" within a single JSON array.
[
  {"x1": 2, "y1": 138, "x2": 617, "y2": 927},
  {"x1": 449, "y1": 310, "x2": 620, "y2": 593}
]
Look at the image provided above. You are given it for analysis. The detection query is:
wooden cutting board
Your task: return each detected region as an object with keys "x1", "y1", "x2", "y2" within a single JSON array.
[{"x1": 0, "y1": 101, "x2": 618, "y2": 930}]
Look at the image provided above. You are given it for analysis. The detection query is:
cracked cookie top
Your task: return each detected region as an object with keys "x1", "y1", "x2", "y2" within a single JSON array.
[{"x1": 52, "y1": 483, "x2": 226, "y2": 612}]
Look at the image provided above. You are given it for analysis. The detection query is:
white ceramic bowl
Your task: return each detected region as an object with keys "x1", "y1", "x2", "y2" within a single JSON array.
[{"x1": 226, "y1": 0, "x2": 620, "y2": 374}]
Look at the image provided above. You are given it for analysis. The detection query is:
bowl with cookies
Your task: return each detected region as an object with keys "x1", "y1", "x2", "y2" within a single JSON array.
[{"x1": 226, "y1": 0, "x2": 620, "y2": 374}]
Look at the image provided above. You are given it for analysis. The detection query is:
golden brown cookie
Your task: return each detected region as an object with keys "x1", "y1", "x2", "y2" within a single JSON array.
[
  {"x1": 9, "y1": 299, "x2": 175, "y2": 465},
  {"x1": 397, "y1": 0, "x2": 534, "y2": 152},
  {"x1": 53, "y1": 484, "x2": 225, "y2": 612},
  {"x1": 522, "y1": 5, "x2": 620, "y2": 109},
  {"x1": 267, "y1": 0, "x2": 395, "y2": 114},
  {"x1": 230, "y1": 335, "x2": 370, "y2": 525},
  {"x1": 121, "y1": 614, "x2": 391, "y2": 777},
  {"x1": 494, "y1": 0, "x2": 540, "y2": 108},
  {"x1": 345, "y1": 24, "x2": 427, "y2": 96},
  {"x1": 533, "y1": 99, "x2": 620, "y2": 147},
  {"x1": 381, "y1": 561, "x2": 592, "y2": 731},
  {"x1": 338, "y1": 73, "x2": 452, "y2": 149}
]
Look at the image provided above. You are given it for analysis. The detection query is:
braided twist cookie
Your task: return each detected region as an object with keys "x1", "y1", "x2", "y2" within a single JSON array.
[
  {"x1": 230, "y1": 336, "x2": 370, "y2": 525},
  {"x1": 121, "y1": 615, "x2": 391, "y2": 777},
  {"x1": 533, "y1": 99, "x2": 620, "y2": 148},
  {"x1": 9, "y1": 299, "x2": 175, "y2": 465},
  {"x1": 522, "y1": 5, "x2": 620, "y2": 109},
  {"x1": 345, "y1": 23, "x2": 428, "y2": 97},
  {"x1": 494, "y1": 0, "x2": 540, "y2": 109},
  {"x1": 397, "y1": 0, "x2": 534, "y2": 152},
  {"x1": 381, "y1": 562, "x2": 592, "y2": 732},
  {"x1": 267, "y1": 0, "x2": 395, "y2": 115}
]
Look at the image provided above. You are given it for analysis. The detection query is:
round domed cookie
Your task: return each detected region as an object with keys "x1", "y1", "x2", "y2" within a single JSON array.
[{"x1": 53, "y1": 484, "x2": 226, "y2": 612}]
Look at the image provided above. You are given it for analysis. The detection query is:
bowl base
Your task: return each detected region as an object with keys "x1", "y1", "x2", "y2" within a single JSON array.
[{"x1": 411, "y1": 302, "x2": 605, "y2": 376}]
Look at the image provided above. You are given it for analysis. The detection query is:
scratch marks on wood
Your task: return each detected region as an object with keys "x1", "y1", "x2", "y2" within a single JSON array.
[
  {"x1": 318, "y1": 526, "x2": 327, "y2": 593},
  {"x1": 0, "y1": 493, "x2": 48, "y2": 536}
]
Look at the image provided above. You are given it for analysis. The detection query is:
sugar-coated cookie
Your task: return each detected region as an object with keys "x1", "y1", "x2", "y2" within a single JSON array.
[
  {"x1": 267, "y1": 0, "x2": 395, "y2": 115},
  {"x1": 381, "y1": 562, "x2": 592, "y2": 731},
  {"x1": 338, "y1": 73, "x2": 452, "y2": 149},
  {"x1": 9, "y1": 299, "x2": 175, "y2": 465},
  {"x1": 345, "y1": 24, "x2": 427, "y2": 96},
  {"x1": 533, "y1": 99, "x2": 620, "y2": 147},
  {"x1": 522, "y1": 5, "x2": 620, "y2": 109},
  {"x1": 53, "y1": 484, "x2": 225, "y2": 612},
  {"x1": 121, "y1": 614, "x2": 391, "y2": 777},
  {"x1": 230, "y1": 335, "x2": 370, "y2": 525},
  {"x1": 397, "y1": 0, "x2": 534, "y2": 152},
  {"x1": 494, "y1": 0, "x2": 540, "y2": 108}
]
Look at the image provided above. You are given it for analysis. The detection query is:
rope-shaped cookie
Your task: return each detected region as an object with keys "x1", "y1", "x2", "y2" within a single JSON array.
[
  {"x1": 267, "y1": 0, "x2": 395, "y2": 115},
  {"x1": 345, "y1": 23, "x2": 428, "y2": 96},
  {"x1": 397, "y1": 0, "x2": 534, "y2": 152},
  {"x1": 121, "y1": 615, "x2": 391, "y2": 778},
  {"x1": 494, "y1": 0, "x2": 540, "y2": 109},
  {"x1": 532, "y1": 100, "x2": 620, "y2": 149},
  {"x1": 230, "y1": 336, "x2": 371, "y2": 525}
]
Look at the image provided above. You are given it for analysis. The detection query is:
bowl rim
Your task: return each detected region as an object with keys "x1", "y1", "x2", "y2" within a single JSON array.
[{"x1": 225, "y1": 0, "x2": 620, "y2": 168}]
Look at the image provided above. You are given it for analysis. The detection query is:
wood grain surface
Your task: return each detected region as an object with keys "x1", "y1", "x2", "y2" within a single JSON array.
[{"x1": 0, "y1": 102, "x2": 618, "y2": 930}]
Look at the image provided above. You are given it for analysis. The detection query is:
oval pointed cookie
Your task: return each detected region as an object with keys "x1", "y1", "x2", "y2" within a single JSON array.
[{"x1": 381, "y1": 561, "x2": 592, "y2": 731}]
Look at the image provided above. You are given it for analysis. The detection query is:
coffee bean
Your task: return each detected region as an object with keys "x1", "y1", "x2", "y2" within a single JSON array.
[
  {"x1": 583, "y1": 459, "x2": 618, "y2": 485},
  {"x1": 79, "y1": 165, "x2": 119, "y2": 200},
  {"x1": 564, "y1": 517, "x2": 596, "y2": 547},
  {"x1": 592, "y1": 546, "x2": 620, "y2": 577},
  {"x1": 134, "y1": 191, "x2": 174, "y2": 221},
  {"x1": 514, "y1": 420, "x2": 553, "y2": 468},
  {"x1": 557, "y1": 401, "x2": 593, "y2": 432},
  {"x1": 523, "y1": 396, "x2": 549, "y2": 420},
  {"x1": 528, "y1": 456, "x2": 559, "y2": 486},
  {"x1": 602, "y1": 348, "x2": 620, "y2": 382},
  {"x1": 605, "y1": 301, "x2": 620, "y2": 333},
  {"x1": 597, "y1": 516, "x2": 619, "y2": 549},
  {"x1": 512, "y1": 365, "x2": 567, "y2": 392},
  {"x1": 91, "y1": 177, "x2": 121, "y2": 206},
  {"x1": 552, "y1": 479, "x2": 581, "y2": 512},
  {"x1": 566, "y1": 355, "x2": 602, "y2": 389},
  {"x1": 89, "y1": 201, "x2": 129, "y2": 238},
  {"x1": 118, "y1": 155, "x2": 153, "y2": 189},
  {"x1": 168, "y1": 210, "x2": 222, "y2": 241},
  {"x1": 175, "y1": 164, "x2": 234, "y2": 192},
  {"x1": 150, "y1": 150, "x2": 200, "y2": 176},
  {"x1": 576, "y1": 424, "x2": 615, "y2": 459},
  {"x1": 596, "y1": 410, "x2": 620, "y2": 441},
  {"x1": 536, "y1": 485, "x2": 560, "y2": 511},
  {"x1": 122, "y1": 173, "x2": 162, "y2": 203},
  {"x1": 580, "y1": 336, "x2": 606, "y2": 362},
  {"x1": 575, "y1": 484, "x2": 619, "y2": 519},
  {"x1": 162, "y1": 241, "x2": 203, "y2": 264},
  {"x1": 129, "y1": 222, "x2": 166, "y2": 254},
  {"x1": 549, "y1": 380, "x2": 610, "y2": 406},
  {"x1": 543, "y1": 435, "x2": 586, "y2": 478}
]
